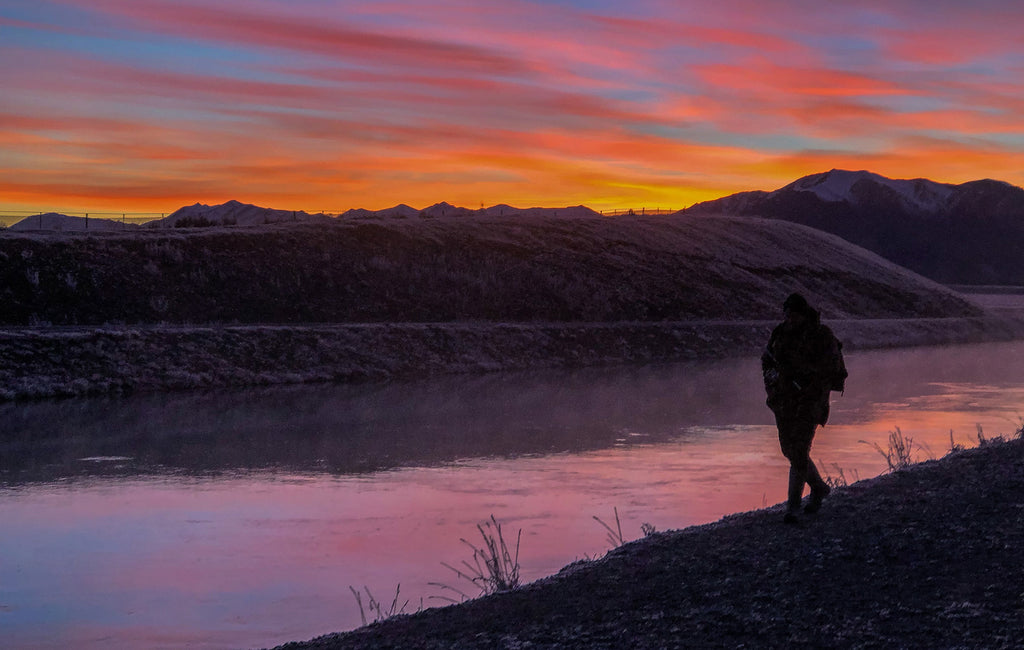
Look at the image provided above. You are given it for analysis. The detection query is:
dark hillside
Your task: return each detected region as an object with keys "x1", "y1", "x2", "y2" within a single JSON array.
[{"x1": 0, "y1": 214, "x2": 978, "y2": 326}]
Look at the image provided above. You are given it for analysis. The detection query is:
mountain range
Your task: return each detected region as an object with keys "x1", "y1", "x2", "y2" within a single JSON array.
[
  {"x1": 6, "y1": 201, "x2": 599, "y2": 230},
  {"x1": 151, "y1": 200, "x2": 598, "y2": 226},
  {"x1": 8, "y1": 169, "x2": 1023, "y2": 285},
  {"x1": 682, "y1": 169, "x2": 1024, "y2": 285}
]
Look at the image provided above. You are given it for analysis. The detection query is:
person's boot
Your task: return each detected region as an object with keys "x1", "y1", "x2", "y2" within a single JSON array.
[
  {"x1": 804, "y1": 461, "x2": 831, "y2": 514},
  {"x1": 804, "y1": 484, "x2": 831, "y2": 513}
]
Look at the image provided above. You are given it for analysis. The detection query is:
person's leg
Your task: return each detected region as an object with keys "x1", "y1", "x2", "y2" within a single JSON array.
[
  {"x1": 806, "y1": 459, "x2": 827, "y2": 492},
  {"x1": 777, "y1": 415, "x2": 815, "y2": 521},
  {"x1": 786, "y1": 465, "x2": 805, "y2": 512},
  {"x1": 803, "y1": 459, "x2": 831, "y2": 513}
]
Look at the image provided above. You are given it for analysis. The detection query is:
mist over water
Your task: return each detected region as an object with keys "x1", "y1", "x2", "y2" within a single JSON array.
[{"x1": 2, "y1": 340, "x2": 1024, "y2": 648}]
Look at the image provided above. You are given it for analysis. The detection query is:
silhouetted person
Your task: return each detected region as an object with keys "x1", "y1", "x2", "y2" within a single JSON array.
[{"x1": 762, "y1": 293, "x2": 846, "y2": 524}]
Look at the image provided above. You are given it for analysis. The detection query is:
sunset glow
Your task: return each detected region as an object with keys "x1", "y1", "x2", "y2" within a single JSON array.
[{"x1": 3, "y1": 0, "x2": 1024, "y2": 213}]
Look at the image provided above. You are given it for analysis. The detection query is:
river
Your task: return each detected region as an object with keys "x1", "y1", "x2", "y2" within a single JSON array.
[{"x1": 2, "y1": 340, "x2": 1024, "y2": 649}]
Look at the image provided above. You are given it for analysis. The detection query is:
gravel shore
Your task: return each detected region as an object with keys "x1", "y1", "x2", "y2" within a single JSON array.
[{"x1": 275, "y1": 436, "x2": 1024, "y2": 649}]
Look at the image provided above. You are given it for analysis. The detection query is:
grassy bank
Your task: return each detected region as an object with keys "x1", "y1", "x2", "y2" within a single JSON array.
[
  {"x1": 0, "y1": 215, "x2": 978, "y2": 326},
  {"x1": 1, "y1": 214, "x2": 999, "y2": 400},
  {"x1": 275, "y1": 436, "x2": 1024, "y2": 649}
]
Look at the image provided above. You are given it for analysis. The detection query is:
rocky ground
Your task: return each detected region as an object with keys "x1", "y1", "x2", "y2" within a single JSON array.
[{"x1": 275, "y1": 436, "x2": 1024, "y2": 649}]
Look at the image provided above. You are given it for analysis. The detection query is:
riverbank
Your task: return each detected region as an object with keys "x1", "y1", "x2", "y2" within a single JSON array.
[
  {"x1": 276, "y1": 435, "x2": 1024, "y2": 649},
  {"x1": 3, "y1": 314, "x2": 1024, "y2": 400},
  {"x1": 1, "y1": 214, "x2": 1003, "y2": 401}
]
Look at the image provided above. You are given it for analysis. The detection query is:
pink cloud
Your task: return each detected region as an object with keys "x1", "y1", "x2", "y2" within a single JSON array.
[
  {"x1": 867, "y1": 1, "x2": 1024, "y2": 66},
  {"x1": 696, "y1": 59, "x2": 913, "y2": 100},
  {"x1": 72, "y1": 0, "x2": 534, "y2": 76},
  {"x1": 590, "y1": 14, "x2": 804, "y2": 56},
  {"x1": 7, "y1": 0, "x2": 1024, "y2": 212}
]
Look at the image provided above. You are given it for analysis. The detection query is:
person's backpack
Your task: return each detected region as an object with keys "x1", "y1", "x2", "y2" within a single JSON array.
[{"x1": 830, "y1": 336, "x2": 848, "y2": 394}]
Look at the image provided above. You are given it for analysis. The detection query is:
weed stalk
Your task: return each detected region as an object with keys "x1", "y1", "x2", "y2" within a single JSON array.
[
  {"x1": 349, "y1": 584, "x2": 409, "y2": 626},
  {"x1": 431, "y1": 514, "x2": 521, "y2": 602},
  {"x1": 593, "y1": 506, "x2": 624, "y2": 549}
]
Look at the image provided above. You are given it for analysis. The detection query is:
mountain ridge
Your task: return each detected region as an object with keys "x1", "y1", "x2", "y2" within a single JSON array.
[
  {"x1": 683, "y1": 169, "x2": 1024, "y2": 285},
  {"x1": 8, "y1": 169, "x2": 1024, "y2": 286},
  {"x1": 777, "y1": 169, "x2": 956, "y2": 213}
]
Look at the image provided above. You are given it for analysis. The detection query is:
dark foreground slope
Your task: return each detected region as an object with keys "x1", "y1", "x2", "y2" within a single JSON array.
[
  {"x1": 0, "y1": 214, "x2": 978, "y2": 326},
  {"x1": 277, "y1": 437, "x2": 1024, "y2": 649}
]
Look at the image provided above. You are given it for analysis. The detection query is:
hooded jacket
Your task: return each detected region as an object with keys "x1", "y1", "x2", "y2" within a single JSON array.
[{"x1": 761, "y1": 308, "x2": 841, "y2": 425}]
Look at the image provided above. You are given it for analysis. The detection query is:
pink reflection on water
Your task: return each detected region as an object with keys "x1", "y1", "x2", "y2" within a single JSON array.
[
  {"x1": 3, "y1": 436, "x2": 794, "y2": 648},
  {"x1": 3, "y1": 342, "x2": 1024, "y2": 648}
]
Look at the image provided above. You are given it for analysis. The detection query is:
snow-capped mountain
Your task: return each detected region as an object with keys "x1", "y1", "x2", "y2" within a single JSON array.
[
  {"x1": 341, "y1": 204, "x2": 420, "y2": 219},
  {"x1": 682, "y1": 169, "x2": 1024, "y2": 285},
  {"x1": 341, "y1": 202, "x2": 601, "y2": 219},
  {"x1": 149, "y1": 200, "x2": 333, "y2": 227},
  {"x1": 779, "y1": 169, "x2": 955, "y2": 214}
]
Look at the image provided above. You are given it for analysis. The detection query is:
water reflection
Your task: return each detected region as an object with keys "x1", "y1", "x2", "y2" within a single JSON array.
[
  {"x1": 0, "y1": 358, "x2": 772, "y2": 483},
  {"x1": 3, "y1": 340, "x2": 1023, "y2": 485},
  {"x1": 2, "y1": 341, "x2": 1024, "y2": 649}
]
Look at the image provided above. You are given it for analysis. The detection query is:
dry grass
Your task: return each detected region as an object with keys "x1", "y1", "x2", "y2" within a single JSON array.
[
  {"x1": 949, "y1": 418, "x2": 1024, "y2": 454},
  {"x1": 819, "y1": 460, "x2": 859, "y2": 488},
  {"x1": 861, "y1": 426, "x2": 934, "y2": 473},
  {"x1": 431, "y1": 515, "x2": 521, "y2": 603},
  {"x1": 593, "y1": 507, "x2": 625, "y2": 549},
  {"x1": 593, "y1": 507, "x2": 658, "y2": 551},
  {"x1": 348, "y1": 585, "x2": 412, "y2": 626}
]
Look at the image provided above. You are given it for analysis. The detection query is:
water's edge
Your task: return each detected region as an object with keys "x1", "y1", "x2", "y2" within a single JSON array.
[
  {"x1": 274, "y1": 437, "x2": 1024, "y2": 649},
  {"x1": 3, "y1": 315, "x2": 1024, "y2": 400}
]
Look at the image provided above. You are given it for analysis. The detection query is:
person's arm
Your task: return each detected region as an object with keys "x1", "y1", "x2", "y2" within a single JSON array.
[{"x1": 761, "y1": 330, "x2": 782, "y2": 392}]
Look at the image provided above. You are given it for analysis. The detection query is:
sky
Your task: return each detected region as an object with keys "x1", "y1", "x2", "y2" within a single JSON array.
[{"x1": 2, "y1": 0, "x2": 1024, "y2": 213}]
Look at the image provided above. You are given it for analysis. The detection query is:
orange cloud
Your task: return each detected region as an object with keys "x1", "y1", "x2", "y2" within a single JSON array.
[{"x1": 4, "y1": 0, "x2": 1024, "y2": 213}]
